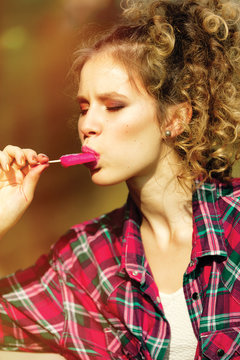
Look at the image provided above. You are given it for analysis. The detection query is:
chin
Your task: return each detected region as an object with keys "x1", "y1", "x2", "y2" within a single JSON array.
[{"x1": 90, "y1": 171, "x2": 126, "y2": 187}]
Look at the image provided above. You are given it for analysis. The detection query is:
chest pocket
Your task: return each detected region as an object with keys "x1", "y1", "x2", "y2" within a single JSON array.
[
  {"x1": 104, "y1": 327, "x2": 145, "y2": 359},
  {"x1": 201, "y1": 328, "x2": 240, "y2": 359}
]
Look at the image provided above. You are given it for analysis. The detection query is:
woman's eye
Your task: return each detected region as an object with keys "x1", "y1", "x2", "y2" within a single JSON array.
[
  {"x1": 106, "y1": 105, "x2": 124, "y2": 112},
  {"x1": 79, "y1": 108, "x2": 88, "y2": 116}
]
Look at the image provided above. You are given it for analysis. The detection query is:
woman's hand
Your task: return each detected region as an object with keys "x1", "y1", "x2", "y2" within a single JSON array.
[{"x1": 0, "y1": 145, "x2": 49, "y2": 238}]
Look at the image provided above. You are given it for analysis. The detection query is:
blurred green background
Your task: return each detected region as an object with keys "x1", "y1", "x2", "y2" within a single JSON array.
[{"x1": 0, "y1": 0, "x2": 128, "y2": 276}]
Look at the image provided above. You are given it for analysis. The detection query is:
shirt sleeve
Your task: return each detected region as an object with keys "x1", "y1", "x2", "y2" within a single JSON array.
[{"x1": 0, "y1": 252, "x2": 65, "y2": 353}]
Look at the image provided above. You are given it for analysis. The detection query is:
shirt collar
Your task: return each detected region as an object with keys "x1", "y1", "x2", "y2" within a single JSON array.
[
  {"x1": 191, "y1": 180, "x2": 227, "y2": 261},
  {"x1": 121, "y1": 182, "x2": 228, "y2": 279}
]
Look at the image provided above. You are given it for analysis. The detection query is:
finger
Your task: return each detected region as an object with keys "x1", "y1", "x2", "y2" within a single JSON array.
[
  {"x1": 22, "y1": 148, "x2": 39, "y2": 165},
  {"x1": 37, "y1": 153, "x2": 49, "y2": 164},
  {"x1": 21, "y1": 152, "x2": 49, "y2": 177},
  {"x1": 2, "y1": 146, "x2": 43, "y2": 168},
  {"x1": 0, "y1": 151, "x2": 10, "y2": 171},
  {"x1": 3, "y1": 145, "x2": 27, "y2": 168},
  {"x1": 22, "y1": 163, "x2": 49, "y2": 201}
]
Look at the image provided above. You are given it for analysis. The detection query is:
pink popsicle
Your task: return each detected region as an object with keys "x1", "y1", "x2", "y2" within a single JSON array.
[{"x1": 48, "y1": 153, "x2": 97, "y2": 167}]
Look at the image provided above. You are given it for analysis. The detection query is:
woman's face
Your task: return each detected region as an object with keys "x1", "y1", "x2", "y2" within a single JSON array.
[{"x1": 77, "y1": 53, "x2": 165, "y2": 186}]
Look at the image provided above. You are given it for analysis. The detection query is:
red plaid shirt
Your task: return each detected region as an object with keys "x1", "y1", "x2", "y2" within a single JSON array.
[{"x1": 0, "y1": 179, "x2": 240, "y2": 359}]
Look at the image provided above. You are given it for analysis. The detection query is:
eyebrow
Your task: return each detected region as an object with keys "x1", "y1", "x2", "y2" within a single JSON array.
[{"x1": 76, "y1": 92, "x2": 128, "y2": 103}]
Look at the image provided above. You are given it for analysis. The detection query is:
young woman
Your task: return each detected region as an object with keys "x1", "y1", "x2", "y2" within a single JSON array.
[{"x1": 0, "y1": 0, "x2": 240, "y2": 359}]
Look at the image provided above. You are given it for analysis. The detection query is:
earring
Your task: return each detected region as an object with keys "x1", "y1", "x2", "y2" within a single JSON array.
[{"x1": 165, "y1": 130, "x2": 171, "y2": 138}]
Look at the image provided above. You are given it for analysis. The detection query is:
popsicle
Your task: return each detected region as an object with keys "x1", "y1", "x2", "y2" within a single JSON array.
[{"x1": 47, "y1": 153, "x2": 97, "y2": 167}]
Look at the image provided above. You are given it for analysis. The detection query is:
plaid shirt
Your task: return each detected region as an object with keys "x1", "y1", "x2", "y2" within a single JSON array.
[{"x1": 0, "y1": 179, "x2": 240, "y2": 359}]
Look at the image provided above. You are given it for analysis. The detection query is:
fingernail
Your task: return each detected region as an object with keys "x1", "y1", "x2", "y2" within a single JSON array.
[
  {"x1": 38, "y1": 153, "x2": 49, "y2": 158},
  {"x1": 19, "y1": 157, "x2": 25, "y2": 166},
  {"x1": 4, "y1": 163, "x2": 9, "y2": 172}
]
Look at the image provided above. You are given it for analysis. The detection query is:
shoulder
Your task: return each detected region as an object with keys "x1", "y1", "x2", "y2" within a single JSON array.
[
  {"x1": 212, "y1": 179, "x2": 240, "y2": 244},
  {"x1": 193, "y1": 178, "x2": 240, "y2": 229},
  {"x1": 194, "y1": 178, "x2": 240, "y2": 201},
  {"x1": 51, "y1": 203, "x2": 127, "y2": 268},
  {"x1": 215, "y1": 178, "x2": 240, "y2": 213},
  {"x1": 72, "y1": 202, "x2": 127, "y2": 238},
  {"x1": 203, "y1": 178, "x2": 240, "y2": 215},
  {"x1": 48, "y1": 203, "x2": 129, "y2": 298},
  {"x1": 217, "y1": 178, "x2": 240, "y2": 198},
  {"x1": 218, "y1": 179, "x2": 240, "y2": 227}
]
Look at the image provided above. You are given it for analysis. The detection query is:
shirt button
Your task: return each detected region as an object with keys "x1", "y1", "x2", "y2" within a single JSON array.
[
  {"x1": 192, "y1": 292, "x2": 199, "y2": 300},
  {"x1": 217, "y1": 348, "x2": 225, "y2": 357},
  {"x1": 132, "y1": 270, "x2": 138, "y2": 276},
  {"x1": 156, "y1": 296, "x2": 161, "y2": 303},
  {"x1": 189, "y1": 260, "x2": 194, "y2": 266}
]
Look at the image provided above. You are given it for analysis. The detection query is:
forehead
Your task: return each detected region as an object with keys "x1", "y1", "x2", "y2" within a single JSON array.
[{"x1": 78, "y1": 52, "x2": 146, "y2": 96}]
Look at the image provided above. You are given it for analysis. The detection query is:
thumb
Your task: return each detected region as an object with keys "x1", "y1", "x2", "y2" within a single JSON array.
[{"x1": 22, "y1": 164, "x2": 49, "y2": 202}]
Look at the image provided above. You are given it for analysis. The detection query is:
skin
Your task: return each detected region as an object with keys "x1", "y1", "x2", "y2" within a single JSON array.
[
  {"x1": 78, "y1": 53, "x2": 194, "y2": 292},
  {"x1": 0, "y1": 147, "x2": 49, "y2": 237},
  {"x1": 0, "y1": 52, "x2": 193, "y2": 293},
  {"x1": 77, "y1": 53, "x2": 165, "y2": 186}
]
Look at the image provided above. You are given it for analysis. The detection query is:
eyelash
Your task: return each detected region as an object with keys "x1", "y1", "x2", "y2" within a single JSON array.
[
  {"x1": 79, "y1": 109, "x2": 88, "y2": 116},
  {"x1": 79, "y1": 105, "x2": 124, "y2": 116},
  {"x1": 106, "y1": 105, "x2": 124, "y2": 112}
]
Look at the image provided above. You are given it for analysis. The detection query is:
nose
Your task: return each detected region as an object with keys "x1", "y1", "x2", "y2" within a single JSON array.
[{"x1": 78, "y1": 108, "x2": 102, "y2": 141}]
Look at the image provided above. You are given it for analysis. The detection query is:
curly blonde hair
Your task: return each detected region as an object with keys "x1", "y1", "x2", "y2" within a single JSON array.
[{"x1": 73, "y1": 0, "x2": 240, "y2": 184}]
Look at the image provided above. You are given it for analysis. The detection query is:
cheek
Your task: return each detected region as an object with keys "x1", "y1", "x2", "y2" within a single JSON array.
[
  {"x1": 127, "y1": 118, "x2": 161, "y2": 143},
  {"x1": 111, "y1": 119, "x2": 161, "y2": 155},
  {"x1": 78, "y1": 119, "x2": 87, "y2": 144},
  {"x1": 123, "y1": 124, "x2": 130, "y2": 136},
  {"x1": 77, "y1": 121, "x2": 82, "y2": 140}
]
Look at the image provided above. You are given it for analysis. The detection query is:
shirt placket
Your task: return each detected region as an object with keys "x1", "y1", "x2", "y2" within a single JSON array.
[
  {"x1": 124, "y1": 227, "x2": 171, "y2": 359},
  {"x1": 183, "y1": 260, "x2": 204, "y2": 360},
  {"x1": 184, "y1": 262, "x2": 204, "y2": 331},
  {"x1": 127, "y1": 267, "x2": 171, "y2": 360}
]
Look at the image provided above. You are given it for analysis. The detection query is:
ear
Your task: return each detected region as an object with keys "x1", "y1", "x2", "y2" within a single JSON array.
[{"x1": 165, "y1": 102, "x2": 192, "y2": 138}]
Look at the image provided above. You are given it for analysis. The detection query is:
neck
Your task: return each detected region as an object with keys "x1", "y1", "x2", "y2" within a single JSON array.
[{"x1": 127, "y1": 149, "x2": 193, "y2": 251}]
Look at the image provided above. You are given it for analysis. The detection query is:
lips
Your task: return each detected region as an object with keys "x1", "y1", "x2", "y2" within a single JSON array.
[
  {"x1": 82, "y1": 146, "x2": 99, "y2": 157},
  {"x1": 81, "y1": 145, "x2": 100, "y2": 170}
]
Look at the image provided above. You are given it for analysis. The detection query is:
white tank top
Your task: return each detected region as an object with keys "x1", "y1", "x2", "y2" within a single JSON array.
[{"x1": 159, "y1": 288, "x2": 198, "y2": 360}]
